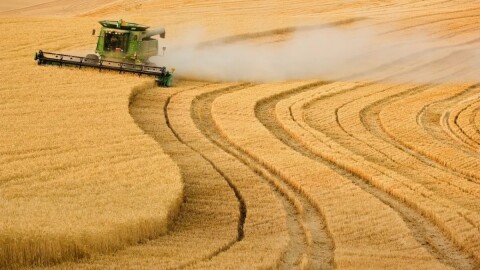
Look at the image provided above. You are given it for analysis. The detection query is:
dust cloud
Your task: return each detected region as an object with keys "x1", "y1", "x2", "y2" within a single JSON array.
[{"x1": 151, "y1": 24, "x2": 480, "y2": 83}]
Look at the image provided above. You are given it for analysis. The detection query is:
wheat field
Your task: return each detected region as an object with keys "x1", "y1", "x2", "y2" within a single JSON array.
[{"x1": 1, "y1": 0, "x2": 479, "y2": 269}]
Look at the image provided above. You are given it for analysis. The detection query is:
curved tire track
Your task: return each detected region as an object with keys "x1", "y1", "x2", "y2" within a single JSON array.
[
  {"x1": 190, "y1": 84, "x2": 334, "y2": 269},
  {"x1": 257, "y1": 82, "x2": 478, "y2": 269}
]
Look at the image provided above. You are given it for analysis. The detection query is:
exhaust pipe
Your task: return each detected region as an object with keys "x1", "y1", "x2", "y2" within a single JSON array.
[{"x1": 144, "y1": 28, "x2": 165, "y2": 39}]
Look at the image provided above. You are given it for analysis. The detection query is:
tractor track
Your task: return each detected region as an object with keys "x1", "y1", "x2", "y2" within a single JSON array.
[
  {"x1": 162, "y1": 85, "x2": 246, "y2": 269},
  {"x1": 383, "y1": 84, "x2": 480, "y2": 183},
  {"x1": 418, "y1": 84, "x2": 480, "y2": 157},
  {"x1": 255, "y1": 82, "x2": 478, "y2": 270},
  {"x1": 128, "y1": 84, "x2": 243, "y2": 269},
  {"x1": 359, "y1": 85, "x2": 480, "y2": 187},
  {"x1": 451, "y1": 99, "x2": 480, "y2": 149},
  {"x1": 424, "y1": 85, "x2": 480, "y2": 151},
  {"x1": 329, "y1": 84, "x2": 480, "y2": 201},
  {"x1": 190, "y1": 84, "x2": 334, "y2": 269},
  {"x1": 309, "y1": 83, "x2": 479, "y2": 267},
  {"x1": 356, "y1": 85, "x2": 480, "y2": 267}
]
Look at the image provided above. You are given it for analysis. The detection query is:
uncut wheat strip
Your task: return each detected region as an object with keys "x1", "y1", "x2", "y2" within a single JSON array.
[
  {"x1": 211, "y1": 82, "x2": 450, "y2": 269},
  {"x1": 166, "y1": 84, "x2": 293, "y2": 269},
  {"x1": 311, "y1": 82, "x2": 480, "y2": 207},
  {"x1": 0, "y1": 17, "x2": 184, "y2": 268},
  {"x1": 47, "y1": 82, "x2": 242, "y2": 269},
  {"x1": 188, "y1": 85, "x2": 334, "y2": 269},
  {"x1": 283, "y1": 82, "x2": 480, "y2": 267},
  {"x1": 379, "y1": 84, "x2": 480, "y2": 181}
]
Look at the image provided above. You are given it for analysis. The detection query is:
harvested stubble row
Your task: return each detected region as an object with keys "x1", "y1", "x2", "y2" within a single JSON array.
[
  {"x1": 168, "y1": 85, "x2": 290, "y2": 268},
  {"x1": 440, "y1": 90, "x2": 480, "y2": 150},
  {"x1": 188, "y1": 85, "x2": 334, "y2": 269},
  {"x1": 47, "y1": 82, "x2": 240, "y2": 269},
  {"x1": 273, "y1": 82, "x2": 477, "y2": 269},
  {"x1": 309, "y1": 82, "x2": 480, "y2": 209},
  {"x1": 380, "y1": 85, "x2": 480, "y2": 181},
  {"x1": 211, "y1": 82, "x2": 449, "y2": 269},
  {"x1": 476, "y1": 110, "x2": 480, "y2": 134},
  {"x1": 418, "y1": 84, "x2": 480, "y2": 154},
  {"x1": 51, "y1": 82, "x2": 290, "y2": 269},
  {"x1": 0, "y1": 18, "x2": 183, "y2": 268},
  {"x1": 299, "y1": 82, "x2": 480, "y2": 266}
]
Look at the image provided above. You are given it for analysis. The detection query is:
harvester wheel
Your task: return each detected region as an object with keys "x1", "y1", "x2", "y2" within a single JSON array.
[{"x1": 85, "y1": 54, "x2": 100, "y2": 64}]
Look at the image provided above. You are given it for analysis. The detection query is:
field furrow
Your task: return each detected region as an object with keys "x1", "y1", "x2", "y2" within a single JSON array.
[
  {"x1": 441, "y1": 92, "x2": 480, "y2": 150},
  {"x1": 50, "y1": 83, "x2": 240, "y2": 269},
  {"x1": 380, "y1": 85, "x2": 480, "y2": 181},
  {"x1": 210, "y1": 82, "x2": 452, "y2": 269},
  {"x1": 302, "y1": 81, "x2": 479, "y2": 268},
  {"x1": 476, "y1": 109, "x2": 480, "y2": 133},
  {"x1": 268, "y1": 82, "x2": 478, "y2": 269},
  {"x1": 3, "y1": 0, "x2": 480, "y2": 269},
  {"x1": 190, "y1": 85, "x2": 333, "y2": 269},
  {"x1": 419, "y1": 84, "x2": 480, "y2": 153}
]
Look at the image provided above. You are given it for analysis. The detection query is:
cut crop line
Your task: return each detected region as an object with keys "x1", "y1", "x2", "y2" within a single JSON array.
[
  {"x1": 443, "y1": 95, "x2": 480, "y2": 150},
  {"x1": 127, "y1": 83, "x2": 243, "y2": 269},
  {"x1": 360, "y1": 86, "x2": 480, "y2": 187},
  {"x1": 162, "y1": 85, "x2": 247, "y2": 268},
  {"x1": 331, "y1": 84, "x2": 480, "y2": 199},
  {"x1": 190, "y1": 85, "x2": 334, "y2": 269},
  {"x1": 414, "y1": 84, "x2": 480, "y2": 181},
  {"x1": 255, "y1": 82, "x2": 477, "y2": 269},
  {"x1": 419, "y1": 84, "x2": 480, "y2": 152},
  {"x1": 352, "y1": 85, "x2": 480, "y2": 265}
]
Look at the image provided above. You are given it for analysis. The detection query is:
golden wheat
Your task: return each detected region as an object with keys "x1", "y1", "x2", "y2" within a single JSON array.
[
  {"x1": 210, "y1": 82, "x2": 450, "y2": 269},
  {"x1": 1, "y1": 0, "x2": 480, "y2": 269},
  {"x1": 0, "y1": 17, "x2": 183, "y2": 268}
]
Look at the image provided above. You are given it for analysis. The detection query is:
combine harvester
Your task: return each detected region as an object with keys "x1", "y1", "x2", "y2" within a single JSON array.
[{"x1": 34, "y1": 19, "x2": 174, "y2": 87}]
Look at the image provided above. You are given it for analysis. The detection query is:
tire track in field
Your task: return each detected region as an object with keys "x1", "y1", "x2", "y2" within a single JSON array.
[
  {"x1": 378, "y1": 83, "x2": 480, "y2": 183},
  {"x1": 355, "y1": 86, "x2": 480, "y2": 267},
  {"x1": 256, "y1": 82, "x2": 477, "y2": 269},
  {"x1": 162, "y1": 85, "x2": 246, "y2": 268},
  {"x1": 418, "y1": 84, "x2": 480, "y2": 155},
  {"x1": 190, "y1": 85, "x2": 334, "y2": 269},
  {"x1": 160, "y1": 83, "x2": 301, "y2": 269},
  {"x1": 452, "y1": 100, "x2": 480, "y2": 148},
  {"x1": 423, "y1": 85, "x2": 480, "y2": 151},
  {"x1": 127, "y1": 84, "x2": 242, "y2": 269},
  {"x1": 303, "y1": 83, "x2": 478, "y2": 267},
  {"x1": 325, "y1": 80, "x2": 480, "y2": 195},
  {"x1": 357, "y1": 83, "x2": 480, "y2": 186},
  {"x1": 325, "y1": 82, "x2": 480, "y2": 197}
]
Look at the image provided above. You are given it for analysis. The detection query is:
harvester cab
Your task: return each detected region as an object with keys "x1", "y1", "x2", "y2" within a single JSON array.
[
  {"x1": 35, "y1": 19, "x2": 173, "y2": 87},
  {"x1": 96, "y1": 19, "x2": 165, "y2": 65}
]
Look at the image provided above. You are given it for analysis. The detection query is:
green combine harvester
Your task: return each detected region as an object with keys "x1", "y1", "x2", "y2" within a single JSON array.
[{"x1": 34, "y1": 19, "x2": 173, "y2": 87}]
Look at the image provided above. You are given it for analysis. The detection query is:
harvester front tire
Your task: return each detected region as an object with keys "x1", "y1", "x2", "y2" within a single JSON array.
[{"x1": 85, "y1": 54, "x2": 100, "y2": 64}]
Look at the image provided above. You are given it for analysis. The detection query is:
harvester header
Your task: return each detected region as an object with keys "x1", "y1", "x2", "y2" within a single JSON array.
[{"x1": 34, "y1": 19, "x2": 173, "y2": 87}]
